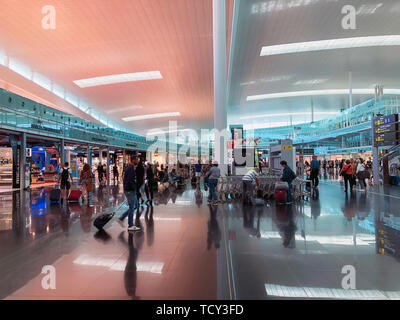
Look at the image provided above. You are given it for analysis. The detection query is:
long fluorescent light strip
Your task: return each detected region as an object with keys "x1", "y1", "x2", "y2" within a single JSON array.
[
  {"x1": 247, "y1": 89, "x2": 400, "y2": 101},
  {"x1": 240, "y1": 112, "x2": 338, "y2": 120},
  {"x1": 74, "y1": 71, "x2": 163, "y2": 88},
  {"x1": 260, "y1": 35, "x2": 400, "y2": 56},
  {"x1": 122, "y1": 112, "x2": 180, "y2": 122}
]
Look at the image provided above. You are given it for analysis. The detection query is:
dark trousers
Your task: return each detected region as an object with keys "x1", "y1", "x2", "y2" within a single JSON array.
[
  {"x1": 344, "y1": 174, "x2": 353, "y2": 192},
  {"x1": 136, "y1": 179, "x2": 144, "y2": 201},
  {"x1": 145, "y1": 180, "x2": 154, "y2": 201},
  {"x1": 310, "y1": 168, "x2": 319, "y2": 187}
]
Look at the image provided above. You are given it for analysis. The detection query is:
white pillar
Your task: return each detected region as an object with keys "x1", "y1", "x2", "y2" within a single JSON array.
[
  {"x1": 213, "y1": 0, "x2": 227, "y2": 175},
  {"x1": 99, "y1": 149, "x2": 103, "y2": 165},
  {"x1": 311, "y1": 98, "x2": 314, "y2": 123},
  {"x1": 19, "y1": 132, "x2": 26, "y2": 190},
  {"x1": 66, "y1": 149, "x2": 71, "y2": 164},
  {"x1": 349, "y1": 71, "x2": 353, "y2": 109}
]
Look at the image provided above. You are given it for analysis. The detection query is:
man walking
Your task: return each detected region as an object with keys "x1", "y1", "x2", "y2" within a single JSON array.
[
  {"x1": 117, "y1": 156, "x2": 141, "y2": 231},
  {"x1": 195, "y1": 160, "x2": 202, "y2": 185},
  {"x1": 310, "y1": 155, "x2": 320, "y2": 189}
]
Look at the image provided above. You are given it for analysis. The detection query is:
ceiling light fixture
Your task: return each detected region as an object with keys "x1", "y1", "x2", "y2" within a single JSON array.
[
  {"x1": 247, "y1": 89, "x2": 400, "y2": 101},
  {"x1": 105, "y1": 105, "x2": 143, "y2": 114},
  {"x1": 293, "y1": 79, "x2": 329, "y2": 86},
  {"x1": 122, "y1": 112, "x2": 180, "y2": 122},
  {"x1": 240, "y1": 112, "x2": 339, "y2": 120},
  {"x1": 73, "y1": 71, "x2": 163, "y2": 88},
  {"x1": 260, "y1": 35, "x2": 400, "y2": 56}
]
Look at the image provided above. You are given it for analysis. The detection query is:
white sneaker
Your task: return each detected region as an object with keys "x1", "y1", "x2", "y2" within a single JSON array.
[{"x1": 127, "y1": 226, "x2": 141, "y2": 232}]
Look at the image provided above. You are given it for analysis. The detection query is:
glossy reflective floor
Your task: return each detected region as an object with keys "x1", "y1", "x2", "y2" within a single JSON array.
[{"x1": 1, "y1": 175, "x2": 400, "y2": 300}]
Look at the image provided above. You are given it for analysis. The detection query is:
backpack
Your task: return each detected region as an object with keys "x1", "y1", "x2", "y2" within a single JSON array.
[
  {"x1": 290, "y1": 168, "x2": 297, "y2": 180},
  {"x1": 61, "y1": 168, "x2": 69, "y2": 183}
]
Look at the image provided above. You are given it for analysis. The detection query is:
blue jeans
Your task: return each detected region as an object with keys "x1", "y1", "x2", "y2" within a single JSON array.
[
  {"x1": 286, "y1": 182, "x2": 292, "y2": 203},
  {"x1": 120, "y1": 191, "x2": 138, "y2": 227},
  {"x1": 208, "y1": 179, "x2": 218, "y2": 201}
]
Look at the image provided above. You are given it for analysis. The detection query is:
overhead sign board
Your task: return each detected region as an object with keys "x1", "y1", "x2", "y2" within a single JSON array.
[{"x1": 373, "y1": 114, "x2": 399, "y2": 147}]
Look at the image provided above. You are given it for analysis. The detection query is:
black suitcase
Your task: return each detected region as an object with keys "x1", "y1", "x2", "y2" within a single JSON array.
[
  {"x1": 50, "y1": 188, "x2": 61, "y2": 202},
  {"x1": 93, "y1": 212, "x2": 115, "y2": 230}
]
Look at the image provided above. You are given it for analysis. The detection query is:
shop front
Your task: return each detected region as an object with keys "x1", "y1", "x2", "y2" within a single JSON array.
[{"x1": 29, "y1": 146, "x2": 59, "y2": 185}]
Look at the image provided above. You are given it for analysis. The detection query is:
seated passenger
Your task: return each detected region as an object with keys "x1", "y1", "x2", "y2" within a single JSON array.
[{"x1": 170, "y1": 169, "x2": 183, "y2": 183}]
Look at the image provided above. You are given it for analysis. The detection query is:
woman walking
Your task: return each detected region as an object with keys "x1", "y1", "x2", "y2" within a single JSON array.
[
  {"x1": 356, "y1": 158, "x2": 367, "y2": 192},
  {"x1": 340, "y1": 160, "x2": 354, "y2": 194},
  {"x1": 79, "y1": 163, "x2": 93, "y2": 203}
]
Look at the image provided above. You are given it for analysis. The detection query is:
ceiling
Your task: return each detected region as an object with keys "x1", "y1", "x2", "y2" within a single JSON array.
[
  {"x1": 0, "y1": 0, "x2": 234, "y2": 135},
  {"x1": 1, "y1": 0, "x2": 400, "y2": 135},
  {"x1": 228, "y1": 0, "x2": 400, "y2": 127}
]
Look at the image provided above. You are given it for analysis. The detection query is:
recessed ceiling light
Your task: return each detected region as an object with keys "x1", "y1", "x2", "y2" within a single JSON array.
[
  {"x1": 260, "y1": 35, "x2": 400, "y2": 56},
  {"x1": 247, "y1": 89, "x2": 400, "y2": 101},
  {"x1": 105, "y1": 105, "x2": 143, "y2": 114},
  {"x1": 73, "y1": 71, "x2": 163, "y2": 88},
  {"x1": 122, "y1": 112, "x2": 180, "y2": 122}
]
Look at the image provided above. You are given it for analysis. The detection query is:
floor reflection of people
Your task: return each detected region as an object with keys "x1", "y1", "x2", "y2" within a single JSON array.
[
  {"x1": 119, "y1": 232, "x2": 141, "y2": 300},
  {"x1": 342, "y1": 193, "x2": 356, "y2": 222},
  {"x1": 207, "y1": 205, "x2": 221, "y2": 249},
  {"x1": 195, "y1": 185, "x2": 203, "y2": 208},
  {"x1": 242, "y1": 206, "x2": 261, "y2": 237},
  {"x1": 145, "y1": 206, "x2": 154, "y2": 247},
  {"x1": 80, "y1": 204, "x2": 93, "y2": 233},
  {"x1": 357, "y1": 192, "x2": 369, "y2": 221},
  {"x1": 274, "y1": 204, "x2": 297, "y2": 248},
  {"x1": 60, "y1": 205, "x2": 71, "y2": 237}
]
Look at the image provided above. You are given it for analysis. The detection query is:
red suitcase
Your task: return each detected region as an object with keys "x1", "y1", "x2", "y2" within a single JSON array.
[
  {"x1": 68, "y1": 190, "x2": 82, "y2": 202},
  {"x1": 275, "y1": 189, "x2": 287, "y2": 203}
]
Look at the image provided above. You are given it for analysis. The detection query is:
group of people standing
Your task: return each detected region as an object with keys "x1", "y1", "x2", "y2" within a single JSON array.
[{"x1": 340, "y1": 158, "x2": 371, "y2": 193}]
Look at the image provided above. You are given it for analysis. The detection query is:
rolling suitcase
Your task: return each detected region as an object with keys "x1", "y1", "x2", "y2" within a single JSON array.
[
  {"x1": 50, "y1": 188, "x2": 61, "y2": 202},
  {"x1": 68, "y1": 190, "x2": 82, "y2": 202},
  {"x1": 93, "y1": 200, "x2": 125, "y2": 230},
  {"x1": 93, "y1": 212, "x2": 115, "y2": 230},
  {"x1": 275, "y1": 189, "x2": 287, "y2": 203}
]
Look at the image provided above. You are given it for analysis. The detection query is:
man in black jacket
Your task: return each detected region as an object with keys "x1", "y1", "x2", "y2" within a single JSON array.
[{"x1": 117, "y1": 156, "x2": 141, "y2": 231}]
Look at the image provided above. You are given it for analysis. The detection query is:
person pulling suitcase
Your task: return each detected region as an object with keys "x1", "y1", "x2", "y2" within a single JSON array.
[
  {"x1": 117, "y1": 155, "x2": 141, "y2": 232},
  {"x1": 58, "y1": 162, "x2": 73, "y2": 203}
]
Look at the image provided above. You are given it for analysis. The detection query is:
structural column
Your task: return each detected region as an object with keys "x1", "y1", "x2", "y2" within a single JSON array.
[
  {"x1": 213, "y1": 0, "x2": 227, "y2": 175},
  {"x1": 106, "y1": 147, "x2": 110, "y2": 186},
  {"x1": 349, "y1": 71, "x2": 353, "y2": 109},
  {"x1": 87, "y1": 144, "x2": 92, "y2": 166},
  {"x1": 372, "y1": 118, "x2": 380, "y2": 187},
  {"x1": 60, "y1": 138, "x2": 65, "y2": 164},
  {"x1": 19, "y1": 132, "x2": 26, "y2": 190},
  {"x1": 122, "y1": 149, "x2": 126, "y2": 169},
  {"x1": 99, "y1": 148, "x2": 103, "y2": 165}
]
